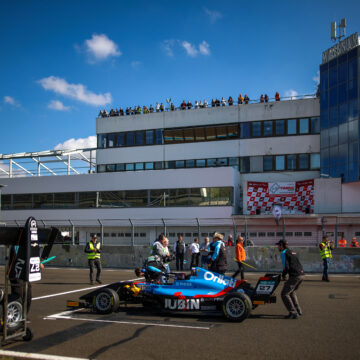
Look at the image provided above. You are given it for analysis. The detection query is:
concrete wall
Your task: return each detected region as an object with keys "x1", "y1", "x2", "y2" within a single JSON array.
[
  {"x1": 314, "y1": 178, "x2": 342, "y2": 213},
  {"x1": 33, "y1": 244, "x2": 360, "y2": 274},
  {"x1": 342, "y1": 182, "x2": 360, "y2": 213}
]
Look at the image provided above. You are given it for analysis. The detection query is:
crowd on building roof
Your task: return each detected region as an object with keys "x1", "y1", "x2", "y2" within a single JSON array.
[{"x1": 98, "y1": 92, "x2": 285, "y2": 118}]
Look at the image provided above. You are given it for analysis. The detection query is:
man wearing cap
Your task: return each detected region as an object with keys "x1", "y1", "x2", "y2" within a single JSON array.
[
  {"x1": 208, "y1": 232, "x2": 227, "y2": 274},
  {"x1": 85, "y1": 235, "x2": 102, "y2": 285},
  {"x1": 350, "y1": 237, "x2": 359, "y2": 248},
  {"x1": 276, "y1": 240, "x2": 304, "y2": 319}
]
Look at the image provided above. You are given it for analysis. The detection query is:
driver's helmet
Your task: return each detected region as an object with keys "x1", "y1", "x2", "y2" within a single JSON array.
[{"x1": 143, "y1": 256, "x2": 166, "y2": 282}]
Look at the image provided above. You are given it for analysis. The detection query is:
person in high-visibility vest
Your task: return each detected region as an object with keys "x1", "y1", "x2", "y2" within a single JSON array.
[
  {"x1": 350, "y1": 237, "x2": 359, "y2": 248},
  {"x1": 319, "y1": 235, "x2": 334, "y2": 282},
  {"x1": 338, "y1": 235, "x2": 347, "y2": 248},
  {"x1": 85, "y1": 234, "x2": 102, "y2": 285}
]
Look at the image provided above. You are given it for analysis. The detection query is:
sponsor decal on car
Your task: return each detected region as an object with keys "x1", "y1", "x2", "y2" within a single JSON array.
[
  {"x1": 164, "y1": 298, "x2": 200, "y2": 310},
  {"x1": 204, "y1": 271, "x2": 236, "y2": 288}
]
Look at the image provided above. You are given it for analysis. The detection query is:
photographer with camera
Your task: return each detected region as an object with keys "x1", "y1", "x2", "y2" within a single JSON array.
[{"x1": 319, "y1": 235, "x2": 334, "y2": 282}]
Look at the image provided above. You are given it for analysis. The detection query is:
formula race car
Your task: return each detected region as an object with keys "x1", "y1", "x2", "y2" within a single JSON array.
[{"x1": 67, "y1": 267, "x2": 281, "y2": 322}]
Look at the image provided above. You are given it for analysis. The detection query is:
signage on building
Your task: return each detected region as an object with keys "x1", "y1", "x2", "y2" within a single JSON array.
[
  {"x1": 269, "y1": 182, "x2": 296, "y2": 195},
  {"x1": 322, "y1": 32, "x2": 359, "y2": 64}
]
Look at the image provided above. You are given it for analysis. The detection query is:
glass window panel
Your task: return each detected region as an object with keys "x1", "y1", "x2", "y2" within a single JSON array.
[
  {"x1": 320, "y1": 129, "x2": 329, "y2": 149},
  {"x1": 320, "y1": 69, "x2": 328, "y2": 93},
  {"x1": 329, "y1": 87, "x2": 338, "y2": 107},
  {"x1": 250, "y1": 156, "x2": 263, "y2": 172},
  {"x1": 329, "y1": 127, "x2": 338, "y2": 147},
  {"x1": 79, "y1": 192, "x2": 97, "y2": 208},
  {"x1": 287, "y1": 155, "x2": 297, "y2": 170},
  {"x1": 299, "y1": 118, "x2": 309, "y2": 134},
  {"x1": 116, "y1": 163, "x2": 125, "y2": 171},
  {"x1": 263, "y1": 121, "x2": 273, "y2": 136},
  {"x1": 1, "y1": 194, "x2": 11, "y2": 210},
  {"x1": 117, "y1": 133, "x2": 125, "y2": 147},
  {"x1": 329, "y1": 106, "x2": 338, "y2": 127},
  {"x1": 126, "y1": 132, "x2": 134, "y2": 146},
  {"x1": 275, "y1": 119, "x2": 285, "y2": 135},
  {"x1": 207, "y1": 158, "x2": 217, "y2": 167},
  {"x1": 217, "y1": 158, "x2": 227, "y2": 166},
  {"x1": 125, "y1": 163, "x2": 134, "y2": 171},
  {"x1": 186, "y1": 159, "x2": 195, "y2": 168},
  {"x1": 338, "y1": 61, "x2": 347, "y2": 83},
  {"x1": 321, "y1": 148, "x2": 329, "y2": 168},
  {"x1": 348, "y1": 99, "x2": 358, "y2": 121},
  {"x1": 287, "y1": 119, "x2": 297, "y2": 135},
  {"x1": 150, "y1": 189, "x2": 167, "y2": 207},
  {"x1": 33, "y1": 193, "x2": 53, "y2": 209},
  {"x1": 228, "y1": 157, "x2": 239, "y2": 167},
  {"x1": 183, "y1": 128, "x2": 195, "y2": 142},
  {"x1": 240, "y1": 123, "x2": 250, "y2": 139},
  {"x1": 339, "y1": 103, "x2": 347, "y2": 124},
  {"x1": 275, "y1": 156, "x2": 285, "y2": 170},
  {"x1": 163, "y1": 129, "x2": 174, "y2": 144},
  {"x1": 145, "y1": 162, "x2": 154, "y2": 170},
  {"x1": 349, "y1": 142, "x2": 358, "y2": 163},
  {"x1": 329, "y1": 65, "x2": 338, "y2": 87},
  {"x1": 145, "y1": 130, "x2": 153, "y2": 145},
  {"x1": 98, "y1": 134, "x2": 106, "y2": 148},
  {"x1": 227, "y1": 125, "x2": 239, "y2": 138},
  {"x1": 348, "y1": 57, "x2": 357, "y2": 79},
  {"x1": 311, "y1": 117, "x2": 320, "y2": 134},
  {"x1": 321, "y1": 108, "x2": 328, "y2": 129},
  {"x1": 13, "y1": 194, "x2": 32, "y2": 209},
  {"x1": 241, "y1": 157, "x2": 250, "y2": 173},
  {"x1": 348, "y1": 120, "x2": 358, "y2": 142},
  {"x1": 189, "y1": 188, "x2": 209, "y2": 206},
  {"x1": 310, "y1": 154, "x2": 320, "y2": 169},
  {"x1": 339, "y1": 83, "x2": 347, "y2": 104},
  {"x1": 169, "y1": 189, "x2": 189, "y2": 206},
  {"x1": 348, "y1": 162, "x2": 358, "y2": 182},
  {"x1": 107, "y1": 133, "x2": 116, "y2": 147},
  {"x1": 329, "y1": 147, "x2": 338, "y2": 166},
  {"x1": 348, "y1": 79, "x2": 358, "y2": 100},
  {"x1": 209, "y1": 187, "x2": 232, "y2": 206},
  {"x1": 251, "y1": 122, "x2": 261, "y2": 137},
  {"x1": 106, "y1": 164, "x2": 115, "y2": 172},
  {"x1": 338, "y1": 123, "x2": 348, "y2": 145},
  {"x1": 299, "y1": 154, "x2": 309, "y2": 169},
  {"x1": 54, "y1": 193, "x2": 75, "y2": 209},
  {"x1": 321, "y1": 90, "x2": 328, "y2": 110},
  {"x1": 205, "y1": 127, "x2": 216, "y2": 140},
  {"x1": 196, "y1": 159, "x2": 206, "y2": 167},
  {"x1": 166, "y1": 161, "x2": 175, "y2": 169},
  {"x1": 263, "y1": 156, "x2": 273, "y2": 171},
  {"x1": 173, "y1": 129, "x2": 184, "y2": 143},
  {"x1": 124, "y1": 190, "x2": 148, "y2": 207},
  {"x1": 135, "y1": 131, "x2": 144, "y2": 145},
  {"x1": 175, "y1": 160, "x2": 185, "y2": 168},
  {"x1": 155, "y1": 129, "x2": 163, "y2": 144},
  {"x1": 135, "y1": 162, "x2": 144, "y2": 170},
  {"x1": 154, "y1": 161, "x2": 163, "y2": 170},
  {"x1": 338, "y1": 144, "x2": 348, "y2": 164},
  {"x1": 194, "y1": 127, "x2": 205, "y2": 141},
  {"x1": 216, "y1": 126, "x2": 227, "y2": 140},
  {"x1": 97, "y1": 165, "x2": 105, "y2": 173}
]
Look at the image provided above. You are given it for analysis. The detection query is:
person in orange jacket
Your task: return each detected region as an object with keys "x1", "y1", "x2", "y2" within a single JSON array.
[
  {"x1": 232, "y1": 235, "x2": 246, "y2": 280},
  {"x1": 350, "y1": 237, "x2": 359, "y2": 248},
  {"x1": 338, "y1": 235, "x2": 347, "y2": 248}
]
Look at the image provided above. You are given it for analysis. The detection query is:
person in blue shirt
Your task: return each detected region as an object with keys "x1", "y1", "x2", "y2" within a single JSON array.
[{"x1": 208, "y1": 232, "x2": 227, "y2": 274}]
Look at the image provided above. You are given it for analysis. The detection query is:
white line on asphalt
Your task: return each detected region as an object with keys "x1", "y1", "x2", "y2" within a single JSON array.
[
  {"x1": 44, "y1": 309, "x2": 211, "y2": 330},
  {"x1": 32, "y1": 278, "x2": 144, "y2": 301},
  {"x1": 0, "y1": 349, "x2": 88, "y2": 360}
]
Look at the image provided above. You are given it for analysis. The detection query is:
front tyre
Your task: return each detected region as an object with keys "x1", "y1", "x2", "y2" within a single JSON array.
[
  {"x1": 222, "y1": 293, "x2": 251, "y2": 322},
  {"x1": 94, "y1": 288, "x2": 119, "y2": 314}
]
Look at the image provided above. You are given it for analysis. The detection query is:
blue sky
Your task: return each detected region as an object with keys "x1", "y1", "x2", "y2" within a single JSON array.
[{"x1": 1, "y1": 0, "x2": 360, "y2": 154}]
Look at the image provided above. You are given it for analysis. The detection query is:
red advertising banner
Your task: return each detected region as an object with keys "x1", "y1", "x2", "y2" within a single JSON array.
[{"x1": 247, "y1": 179, "x2": 314, "y2": 215}]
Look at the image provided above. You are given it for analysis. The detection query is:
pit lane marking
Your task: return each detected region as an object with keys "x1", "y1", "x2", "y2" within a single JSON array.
[
  {"x1": 32, "y1": 278, "x2": 144, "y2": 301},
  {"x1": 44, "y1": 309, "x2": 211, "y2": 330},
  {"x1": 0, "y1": 350, "x2": 88, "y2": 360}
]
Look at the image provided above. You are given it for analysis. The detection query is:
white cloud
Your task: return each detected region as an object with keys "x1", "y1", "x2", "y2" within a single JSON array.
[
  {"x1": 48, "y1": 100, "x2": 70, "y2": 111},
  {"x1": 199, "y1": 41, "x2": 210, "y2": 55},
  {"x1": 38, "y1": 76, "x2": 112, "y2": 106},
  {"x1": 85, "y1": 34, "x2": 121, "y2": 61},
  {"x1": 4, "y1": 96, "x2": 15, "y2": 105},
  {"x1": 313, "y1": 70, "x2": 320, "y2": 85},
  {"x1": 203, "y1": 7, "x2": 223, "y2": 24},
  {"x1": 285, "y1": 89, "x2": 299, "y2": 99},
  {"x1": 54, "y1": 135, "x2": 97, "y2": 150},
  {"x1": 162, "y1": 40, "x2": 175, "y2": 57},
  {"x1": 131, "y1": 61, "x2": 142, "y2": 69}
]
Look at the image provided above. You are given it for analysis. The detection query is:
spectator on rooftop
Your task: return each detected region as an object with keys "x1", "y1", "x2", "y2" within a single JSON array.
[
  {"x1": 228, "y1": 96, "x2": 234, "y2": 106},
  {"x1": 149, "y1": 105, "x2": 154, "y2": 113},
  {"x1": 181, "y1": 100, "x2": 186, "y2": 110},
  {"x1": 137, "y1": 106, "x2": 142, "y2": 114},
  {"x1": 221, "y1": 97, "x2": 227, "y2": 106},
  {"x1": 211, "y1": 99, "x2": 215, "y2": 107},
  {"x1": 238, "y1": 94, "x2": 244, "y2": 105},
  {"x1": 103, "y1": 109, "x2": 108, "y2": 117},
  {"x1": 199, "y1": 100, "x2": 204, "y2": 108},
  {"x1": 126, "y1": 107, "x2": 130, "y2": 116},
  {"x1": 194, "y1": 100, "x2": 199, "y2": 109},
  {"x1": 275, "y1": 92, "x2": 280, "y2": 101},
  {"x1": 170, "y1": 103, "x2": 175, "y2": 111},
  {"x1": 204, "y1": 99, "x2": 208, "y2": 108},
  {"x1": 264, "y1": 94, "x2": 269, "y2": 103},
  {"x1": 156, "y1": 102, "x2": 160, "y2": 112},
  {"x1": 98, "y1": 110, "x2": 103, "y2": 117},
  {"x1": 187, "y1": 101, "x2": 192, "y2": 109},
  {"x1": 143, "y1": 106, "x2": 148, "y2": 114},
  {"x1": 260, "y1": 94, "x2": 265, "y2": 103},
  {"x1": 160, "y1": 103, "x2": 165, "y2": 112},
  {"x1": 119, "y1": 107, "x2": 124, "y2": 116},
  {"x1": 215, "y1": 98, "x2": 220, "y2": 107},
  {"x1": 244, "y1": 94, "x2": 250, "y2": 104},
  {"x1": 109, "y1": 108, "x2": 115, "y2": 116},
  {"x1": 115, "y1": 108, "x2": 120, "y2": 116}
]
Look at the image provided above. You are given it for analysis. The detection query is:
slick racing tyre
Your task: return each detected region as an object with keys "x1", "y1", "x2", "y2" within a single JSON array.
[
  {"x1": 94, "y1": 288, "x2": 119, "y2": 314},
  {"x1": 22, "y1": 327, "x2": 34, "y2": 341},
  {"x1": 222, "y1": 293, "x2": 252, "y2": 322}
]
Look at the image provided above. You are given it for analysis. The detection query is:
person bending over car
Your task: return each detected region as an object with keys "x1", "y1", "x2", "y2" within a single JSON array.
[
  {"x1": 208, "y1": 232, "x2": 227, "y2": 274},
  {"x1": 276, "y1": 240, "x2": 304, "y2": 319}
]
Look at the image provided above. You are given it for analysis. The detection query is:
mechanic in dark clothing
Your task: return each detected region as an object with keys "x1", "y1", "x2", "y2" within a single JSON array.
[
  {"x1": 276, "y1": 240, "x2": 304, "y2": 319},
  {"x1": 208, "y1": 232, "x2": 227, "y2": 274},
  {"x1": 173, "y1": 235, "x2": 186, "y2": 271}
]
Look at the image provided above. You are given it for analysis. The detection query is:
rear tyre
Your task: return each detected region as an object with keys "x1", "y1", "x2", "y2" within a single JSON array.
[
  {"x1": 94, "y1": 288, "x2": 119, "y2": 314},
  {"x1": 222, "y1": 293, "x2": 251, "y2": 322},
  {"x1": 6, "y1": 295, "x2": 24, "y2": 333},
  {"x1": 22, "y1": 327, "x2": 34, "y2": 341}
]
